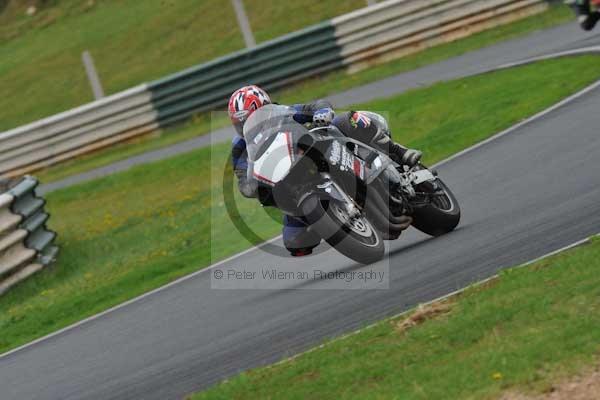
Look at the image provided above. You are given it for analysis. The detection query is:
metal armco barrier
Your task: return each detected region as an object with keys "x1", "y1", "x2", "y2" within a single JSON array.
[
  {"x1": 0, "y1": 0, "x2": 547, "y2": 178},
  {"x1": 0, "y1": 177, "x2": 59, "y2": 295},
  {"x1": 147, "y1": 21, "x2": 341, "y2": 127},
  {"x1": 332, "y1": 0, "x2": 548, "y2": 72}
]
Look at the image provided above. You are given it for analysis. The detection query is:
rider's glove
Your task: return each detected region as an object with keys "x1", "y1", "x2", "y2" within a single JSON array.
[
  {"x1": 401, "y1": 149, "x2": 423, "y2": 167},
  {"x1": 312, "y1": 108, "x2": 335, "y2": 127}
]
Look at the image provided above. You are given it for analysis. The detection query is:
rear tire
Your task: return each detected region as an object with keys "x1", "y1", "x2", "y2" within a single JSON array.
[
  {"x1": 301, "y1": 196, "x2": 384, "y2": 265},
  {"x1": 411, "y1": 179, "x2": 460, "y2": 236}
]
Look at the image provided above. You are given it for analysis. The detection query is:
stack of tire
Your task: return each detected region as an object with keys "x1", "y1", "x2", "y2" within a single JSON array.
[{"x1": 0, "y1": 176, "x2": 58, "y2": 295}]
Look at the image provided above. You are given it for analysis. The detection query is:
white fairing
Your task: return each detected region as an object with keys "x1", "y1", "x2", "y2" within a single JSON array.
[
  {"x1": 252, "y1": 132, "x2": 293, "y2": 185},
  {"x1": 412, "y1": 169, "x2": 436, "y2": 184}
]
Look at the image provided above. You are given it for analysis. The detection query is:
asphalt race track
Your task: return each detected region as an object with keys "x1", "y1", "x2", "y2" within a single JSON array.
[{"x1": 2, "y1": 22, "x2": 600, "y2": 400}]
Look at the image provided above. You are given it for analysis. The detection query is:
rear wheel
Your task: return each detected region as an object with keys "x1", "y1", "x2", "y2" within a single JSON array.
[
  {"x1": 411, "y1": 178, "x2": 460, "y2": 236},
  {"x1": 301, "y1": 196, "x2": 384, "y2": 264}
]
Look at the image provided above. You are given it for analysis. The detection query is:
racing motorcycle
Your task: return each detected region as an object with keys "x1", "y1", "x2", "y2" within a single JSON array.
[{"x1": 244, "y1": 105, "x2": 460, "y2": 264}]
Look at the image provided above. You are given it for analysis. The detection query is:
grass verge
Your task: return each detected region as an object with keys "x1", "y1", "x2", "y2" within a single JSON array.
[
  {"x1": 0, "y1": 0, "x2": 364, "y2": 132},
  {"x1": 0, "y1": 55, "x2": 599, "y2": 355},
  {"x1": 190, "y1": 236, "x2": 600, "y2": 400},
  {"x1": 34, "y1": 3, "x2": 572, "y2": 184}
]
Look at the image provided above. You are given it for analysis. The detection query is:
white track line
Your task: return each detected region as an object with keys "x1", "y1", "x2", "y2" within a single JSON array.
[
  {"x1": 2, "y1": 49, "x2": 600, "y2": 361},
  {"x1": 494, "y1": 45, "x2": 600, "y2": 71},
  {"x1": 0, "y1": 235, "x2": 283, "y2": 359}
]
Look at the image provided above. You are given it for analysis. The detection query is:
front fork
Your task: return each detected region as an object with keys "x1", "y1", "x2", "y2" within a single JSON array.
[
  {"x1": 389, "y1": 164, "x2": 443, "y2": 213},
  {"x1": 315, "y1": 175, "x2": 361, "y2": 218}
]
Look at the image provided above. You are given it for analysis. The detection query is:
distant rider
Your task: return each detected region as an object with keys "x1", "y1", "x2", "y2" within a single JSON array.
[
  {"x1": 228, "y1": 85, "x2": 422, "y2": 256},
  {"x1": 566, "y1": 0, "x2": 600, "y2": 30}
]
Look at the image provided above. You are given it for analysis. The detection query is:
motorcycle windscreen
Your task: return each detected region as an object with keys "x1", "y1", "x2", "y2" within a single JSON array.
[
  {"x1": 252, "y1": 131, "x2": 294, "y2": 186},
  {"x1": 244, "y1": 104, "x2": 296, "y2": 161}
]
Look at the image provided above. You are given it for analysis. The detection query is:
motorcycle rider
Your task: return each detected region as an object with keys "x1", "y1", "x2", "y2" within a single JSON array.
[
  {"x1": 566, "y1": 0, "x2": 600, "y2": 30},
  {"x1": 228, "y1": 85, "x2": 421, "y2": 256}
]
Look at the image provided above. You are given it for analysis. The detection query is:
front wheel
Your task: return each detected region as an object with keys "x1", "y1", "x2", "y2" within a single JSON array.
[
  {"x1": 301, "y1": 196, "x2": 384, "y2": 265},
  {"x1": 411, "y1": 178, "x2": 461, "y2": 236}
]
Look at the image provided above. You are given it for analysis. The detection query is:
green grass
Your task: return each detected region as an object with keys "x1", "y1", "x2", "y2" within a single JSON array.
[
  {"x1": 1, "y1": 55, "x2": 599, "y2": 355},
  {"x1": 245, "y1": 0, "x2": 365, "y2": 44},
  {"x1": 34, "y1": 3, "x2": 573, "y2": 184},
  {"x1": 190, "y1": 237, "x2": 600, "y2": 400},
  {"x1": 0, "y1": 0, "x2": 363, "y2": 132}
]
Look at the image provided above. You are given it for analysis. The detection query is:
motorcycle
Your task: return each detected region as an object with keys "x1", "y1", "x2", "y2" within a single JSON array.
[{"x1": 243, "y1": 105, "x2": 460, "y2": 264}]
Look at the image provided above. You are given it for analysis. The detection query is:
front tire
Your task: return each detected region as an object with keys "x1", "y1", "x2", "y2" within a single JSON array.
[
  {"x1": 411, "y1": 178, "x2": 460, "y2": 236},
  {"x1": 301, "y1": 196, "x2": 384, "y2": 264}
]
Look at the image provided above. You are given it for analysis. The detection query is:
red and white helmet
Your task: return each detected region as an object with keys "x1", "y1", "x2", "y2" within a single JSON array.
[{"x1": 228, "y1": 85, "x2": 271, "y2": 136}]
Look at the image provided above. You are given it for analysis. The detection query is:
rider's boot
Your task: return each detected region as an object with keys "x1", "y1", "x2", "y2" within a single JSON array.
[
  {"x1": 283, "y1": 215, "x2": 321, "y2": 257},
  {"x1": 387, "y1": 142, "x2": 423, "y2": 167},
  {"x1": 372, "y1": 130, "x2": 422, "y2": 167}
]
